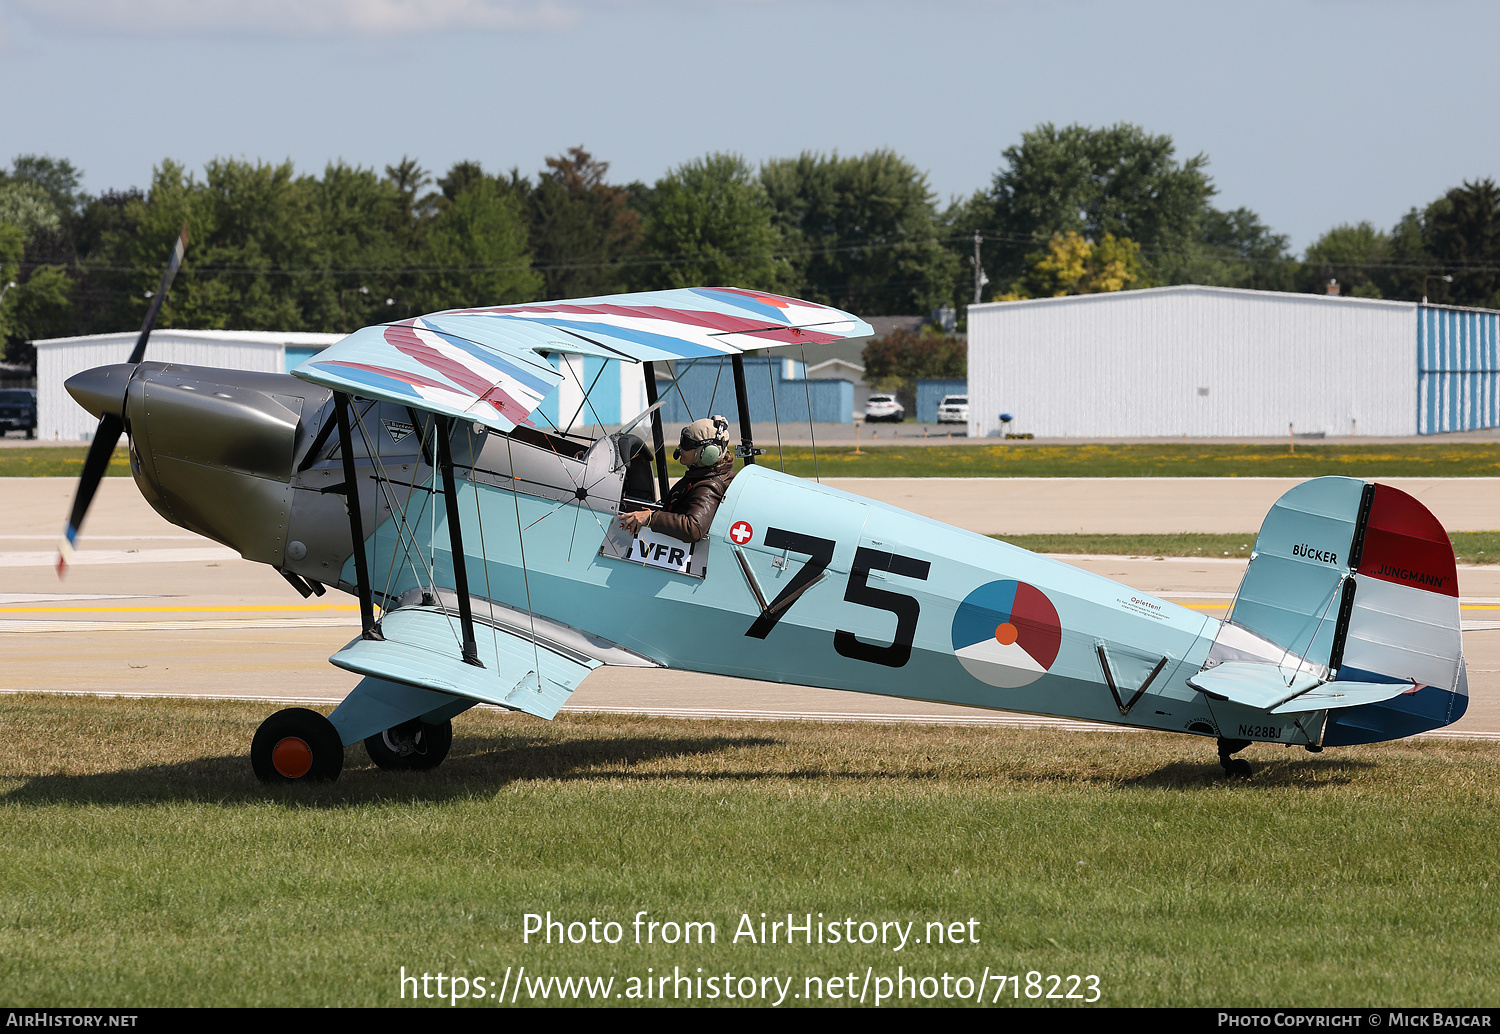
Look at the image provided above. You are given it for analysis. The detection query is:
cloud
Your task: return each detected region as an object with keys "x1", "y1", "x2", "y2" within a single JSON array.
[{"x1": 3, "y1": 0, "x2": 581, "y2": 38}]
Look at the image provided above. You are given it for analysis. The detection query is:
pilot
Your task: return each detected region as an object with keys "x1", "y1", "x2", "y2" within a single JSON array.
[{"x1": 619, "y1": 416, "x2": 735, "y2": 543}]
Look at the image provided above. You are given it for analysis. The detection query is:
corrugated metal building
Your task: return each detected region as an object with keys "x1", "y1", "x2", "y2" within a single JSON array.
[
  {"x1": 1418, "y1": 305, "x2": 1500, "y2": 434},
  {"x1": 968, "y1": 286, "x2": 1500, "y2": 438},
  {"x1": 658, "y1": 356, "x2": 853, "y2": 426},
  {"x1": 34, "y1": 330, "x2": 341, "y2": 441}
]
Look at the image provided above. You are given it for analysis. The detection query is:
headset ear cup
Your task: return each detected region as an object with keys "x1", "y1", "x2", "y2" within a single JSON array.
[{"x1": 698, "y1": 443, "x2": 721, "y2": 466}]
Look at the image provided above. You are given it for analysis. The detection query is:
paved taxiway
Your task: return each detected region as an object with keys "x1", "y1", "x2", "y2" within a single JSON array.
[{"x1": 4, "y1": 476, "x2": 1499, "y2": 739}]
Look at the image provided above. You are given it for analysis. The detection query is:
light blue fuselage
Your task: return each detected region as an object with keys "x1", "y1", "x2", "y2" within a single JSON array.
[{"x1": 347, "y1": 460, "x2": 1323, "y2": 744}]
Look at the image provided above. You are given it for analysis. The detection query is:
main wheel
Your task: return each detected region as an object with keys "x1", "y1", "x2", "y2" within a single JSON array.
[
  {"x1": 252, "y1": 707, "x2": 344, "y2": 783},
  {"x1": 364, "y1": 718, "x2": 453, "y2": 771}
]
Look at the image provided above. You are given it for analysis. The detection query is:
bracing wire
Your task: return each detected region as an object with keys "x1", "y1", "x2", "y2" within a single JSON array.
[
  {"x1": 504, "y1": 432, "x2": 544, "y2": 693},
  {"x1": 1284, "y1": 578, "x2": 1346, "y2": 685},
  {"x1": 706, "y1": 356, "x2": 726, "y2": 417},
  {"x1": 664, "y1": 357, "x2": 703, "y2": 422},
  {"x1": 350, "y1": 401, "x2": 458, "y2": 643},
  {"x1": 800, "y1": 344, "x2": 820, "y2": 482},
  {"x1": 562, "y1": 357, "x2": 610, "y2": 435},
  {"x1": 766, "y1": 356, "x2": 784, "y2": 473}
]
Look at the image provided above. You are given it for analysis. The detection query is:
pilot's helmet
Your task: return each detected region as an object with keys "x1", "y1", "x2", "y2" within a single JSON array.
[{"x1": 676, "y1": 415, "x2": 730, "y2": 466}]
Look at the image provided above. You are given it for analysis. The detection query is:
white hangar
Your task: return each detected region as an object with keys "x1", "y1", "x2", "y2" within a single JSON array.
[
  {"x1": 34, "y1": 329, "x2": 342, "y2": 442},
  {"x1": 965, "y1": 286, "x2": 1486, "y2": 439}
]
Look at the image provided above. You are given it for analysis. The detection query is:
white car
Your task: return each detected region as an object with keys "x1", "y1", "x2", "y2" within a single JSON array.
[
  {"x1": 936, "y1": 394, "x2": 969, "y2": 424},
  {"x1": 864, "y1": 394, "x2": 905, "y2": 422}
]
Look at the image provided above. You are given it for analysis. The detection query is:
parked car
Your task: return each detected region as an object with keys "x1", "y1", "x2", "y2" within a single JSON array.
[
  {"x1": 0, "y1": 388, "x2": 36, "y2": 438},
  {"x1": 936, "y1": 394, "x2": 969, "y2": 424},
  {"x1": 863, "y1": 394, "x2": 905, "y2": 422}
]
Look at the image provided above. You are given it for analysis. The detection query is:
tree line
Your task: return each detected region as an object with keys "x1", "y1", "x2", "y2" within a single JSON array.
[{"x1": 1, "y1": 124, "x2": 1498, "y2": 368}]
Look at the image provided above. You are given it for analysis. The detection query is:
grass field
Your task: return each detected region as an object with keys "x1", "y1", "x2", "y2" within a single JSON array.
[
  {"x1": 995, "y1": 531, "x2": 1500, "y2": 565},
  {"x1": 11, "y1": 441, "x2": 1500, "y2": 480},
  {"x1": 759, "y1": 442, "x2": 1500, "y2": 479},
  {"x1": 0, "y1": 446, "x2": 131, "y2": 478},
  {"x1": 1, "y1": 694, "x2": 1497, "y2": 1007}
]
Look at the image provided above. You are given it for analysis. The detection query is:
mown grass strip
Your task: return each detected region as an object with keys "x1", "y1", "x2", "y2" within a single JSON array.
[
  {"x1": 1, "y1": 695, "x2": 1497, "y2": 1007},
  {"x1": 0, "y1": 446, "x2": 130, "y2": 478},
  {"x1": 761, "y1": 442, "x2": 1500, "y2": 478},
  {"x1": 9, "y1": 442, "x2": 1500, "y2": 479}
]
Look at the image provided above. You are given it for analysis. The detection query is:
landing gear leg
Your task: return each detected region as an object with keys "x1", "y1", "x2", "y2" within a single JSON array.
[
  {"x1": 365, "y1": 718, "x2": 453, "y2": 771},
  {"x1": 1217, "y1": 737, "x2": 1253, "y2": 778}
]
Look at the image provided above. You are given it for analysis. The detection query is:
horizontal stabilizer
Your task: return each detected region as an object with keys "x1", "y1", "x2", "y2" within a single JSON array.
[
  {"x1": 330, "y1": 606, "x2": 598, "y2": 720},
  {"x1": 1268, "y1": 679, "x2": 1416, "y2": 715},
  {"x1": 1188, "y1": 661, "x2": 1322, "y2": 711},
  {"x1": 1189, "y1": 661, "x2": 1417, "y2": 715}
]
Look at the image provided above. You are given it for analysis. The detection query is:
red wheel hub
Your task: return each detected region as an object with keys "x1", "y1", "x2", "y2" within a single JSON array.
[{"x1": 272, "y1": 736, "x2": 313, "y2": 778}]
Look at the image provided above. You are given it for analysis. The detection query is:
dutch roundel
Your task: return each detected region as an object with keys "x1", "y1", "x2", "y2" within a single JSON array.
[{"x1": 951, "y1": 580, "x2": 1062, "y2": 688}]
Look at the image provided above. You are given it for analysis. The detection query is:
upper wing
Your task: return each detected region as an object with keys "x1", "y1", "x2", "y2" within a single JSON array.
[{"x1": 290, "y1": 288, "x2": 873, "y2": 430}]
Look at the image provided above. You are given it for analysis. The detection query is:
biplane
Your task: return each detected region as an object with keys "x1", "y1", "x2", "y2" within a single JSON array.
[{"x1": 58, "y1": 234, "x2": 1469, "y2": 781}]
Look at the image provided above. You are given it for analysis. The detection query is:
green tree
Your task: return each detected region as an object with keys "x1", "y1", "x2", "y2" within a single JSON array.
[
  {"x1": 417, "y1": 179, "x2": 541, "y2": 311},
  {"x1": 6, "y1": 155, "x2": 84, "y2": 217},
  {"x1": 527, "y1": 148, "x2": 641, "y2": 299},
  {"x1": 0, "y1": 182, "x2": 61, "y2": 240},
  {"x1": 305, "y1": 161, "x2": 406, "y2": 330},
  {"x1": 0, "y1": 220, "x2": 73, "y2": 365},
  {"x1": 1425, "y1": 178, "x2": 1500, "y2": 307},
  {"x1": 635, "y1": 153, "x2": 790, "y2": 292},
  {"x1": 1354, "y1": 180, "x2": 1500, "y2": 305},
  {"x1": 92, "y1": 158, "x2": 417, "y2": 334},
  {"x1": 967, "y1": 123, "x2": 1216, "y2": 295},
  {"x1": 761, "y1": 150, "x2": 957, "y2": 315},
  {"x1": 1299, "y1": 222, "x2": 1391, "y2": 298},
  {"x1": 1152, "y1": 206, "x2": 1296, "y2": 290},
  {"x1": 436, "y1": 160, "x2": 488, "y2": 205},
  {"x1": 0, "y1": 222, "x2": 23, "y2": 345}
]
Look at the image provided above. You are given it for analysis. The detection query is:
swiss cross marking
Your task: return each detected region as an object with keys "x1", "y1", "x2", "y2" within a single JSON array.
[{"x1": 730, "y1": 521, "x2": 754, "y2": 545}]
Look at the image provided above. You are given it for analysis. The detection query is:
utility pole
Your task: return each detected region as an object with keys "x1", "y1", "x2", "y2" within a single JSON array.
[{"x1": 971, "y1": 232, "x2": 989, "y2": 305}]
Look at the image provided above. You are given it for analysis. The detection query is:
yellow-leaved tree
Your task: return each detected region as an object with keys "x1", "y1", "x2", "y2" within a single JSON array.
[{"x1": 998, "y1": 231, "x2": 1143, "y2": 299}]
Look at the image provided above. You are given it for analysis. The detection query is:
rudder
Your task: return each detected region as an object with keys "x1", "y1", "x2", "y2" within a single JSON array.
[{"x1": 1210, "y1": 477, "x2": 1466, "y2": 744}]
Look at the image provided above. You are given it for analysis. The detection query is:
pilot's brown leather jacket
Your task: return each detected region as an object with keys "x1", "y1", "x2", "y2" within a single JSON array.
[{"x1": 648, "y1": 455, "x2": 736, "y2": 542}]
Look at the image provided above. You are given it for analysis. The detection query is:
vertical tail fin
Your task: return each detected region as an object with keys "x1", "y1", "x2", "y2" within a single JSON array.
[{"x1": 1212, "y1": 476, "x2": 1466, "y2": 744}]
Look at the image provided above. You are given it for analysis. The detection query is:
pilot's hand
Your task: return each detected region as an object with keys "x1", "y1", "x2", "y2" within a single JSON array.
[{"x1": 619, "y1": 509, "x2": 652, "y2": 534}]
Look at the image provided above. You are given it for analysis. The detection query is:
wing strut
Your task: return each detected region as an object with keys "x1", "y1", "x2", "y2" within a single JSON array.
[
  {"x1": 731, "y1": 354, "x2": 756, "y2": 465},
  {"x1": 641, "y1": 360, "x2": 670, "y2": 502},
  {"x1": 435, "y1": 415, "x2": 484, "y2": 668},
  {"x1": 335, "y1": 393, "x2": 382, "y2": 641}
]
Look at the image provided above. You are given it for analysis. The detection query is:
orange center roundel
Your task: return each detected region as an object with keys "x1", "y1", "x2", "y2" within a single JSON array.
[{"x1": 994, "y1": 622, "x2": 1019, "y2": 646}]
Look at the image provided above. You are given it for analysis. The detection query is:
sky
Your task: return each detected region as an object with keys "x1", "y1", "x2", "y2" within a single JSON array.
[{"x1": 1, "y1": 0, "x2": 1497, "y2": 253}]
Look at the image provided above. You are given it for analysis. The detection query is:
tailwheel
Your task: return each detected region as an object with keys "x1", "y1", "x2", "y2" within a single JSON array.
[
  {"x1": 364, "y1": 718, "x2": 453, "y2": 771},
  {"x1": 252, "y1": 707, "x2": 344, "y2": 783},
  {"x1": 1217, "y1": 737, "x2": 1253, "y2": 779}
]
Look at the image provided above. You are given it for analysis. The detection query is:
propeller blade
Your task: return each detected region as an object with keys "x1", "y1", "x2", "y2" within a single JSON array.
[
  {"x1": 57, "y1": 223, "x2": 189, "y2": 576},
  {"x1": 128, "y1": 223, "x2": 189, "y2": 365},
  {"x1": 57, "y1": 415, "x2": 124, "y2": 576}
]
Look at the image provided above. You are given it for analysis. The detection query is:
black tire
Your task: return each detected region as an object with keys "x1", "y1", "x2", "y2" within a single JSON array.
[
  {"x1": 251, "y1": 707, "x2": 344, "y2": 783},
  {"x1": 1225, "y1": 758, "x2": 1253, "y2": 779},
  {"x1": 364, "y1": 718, "x2": 453, "y2": 771}
]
